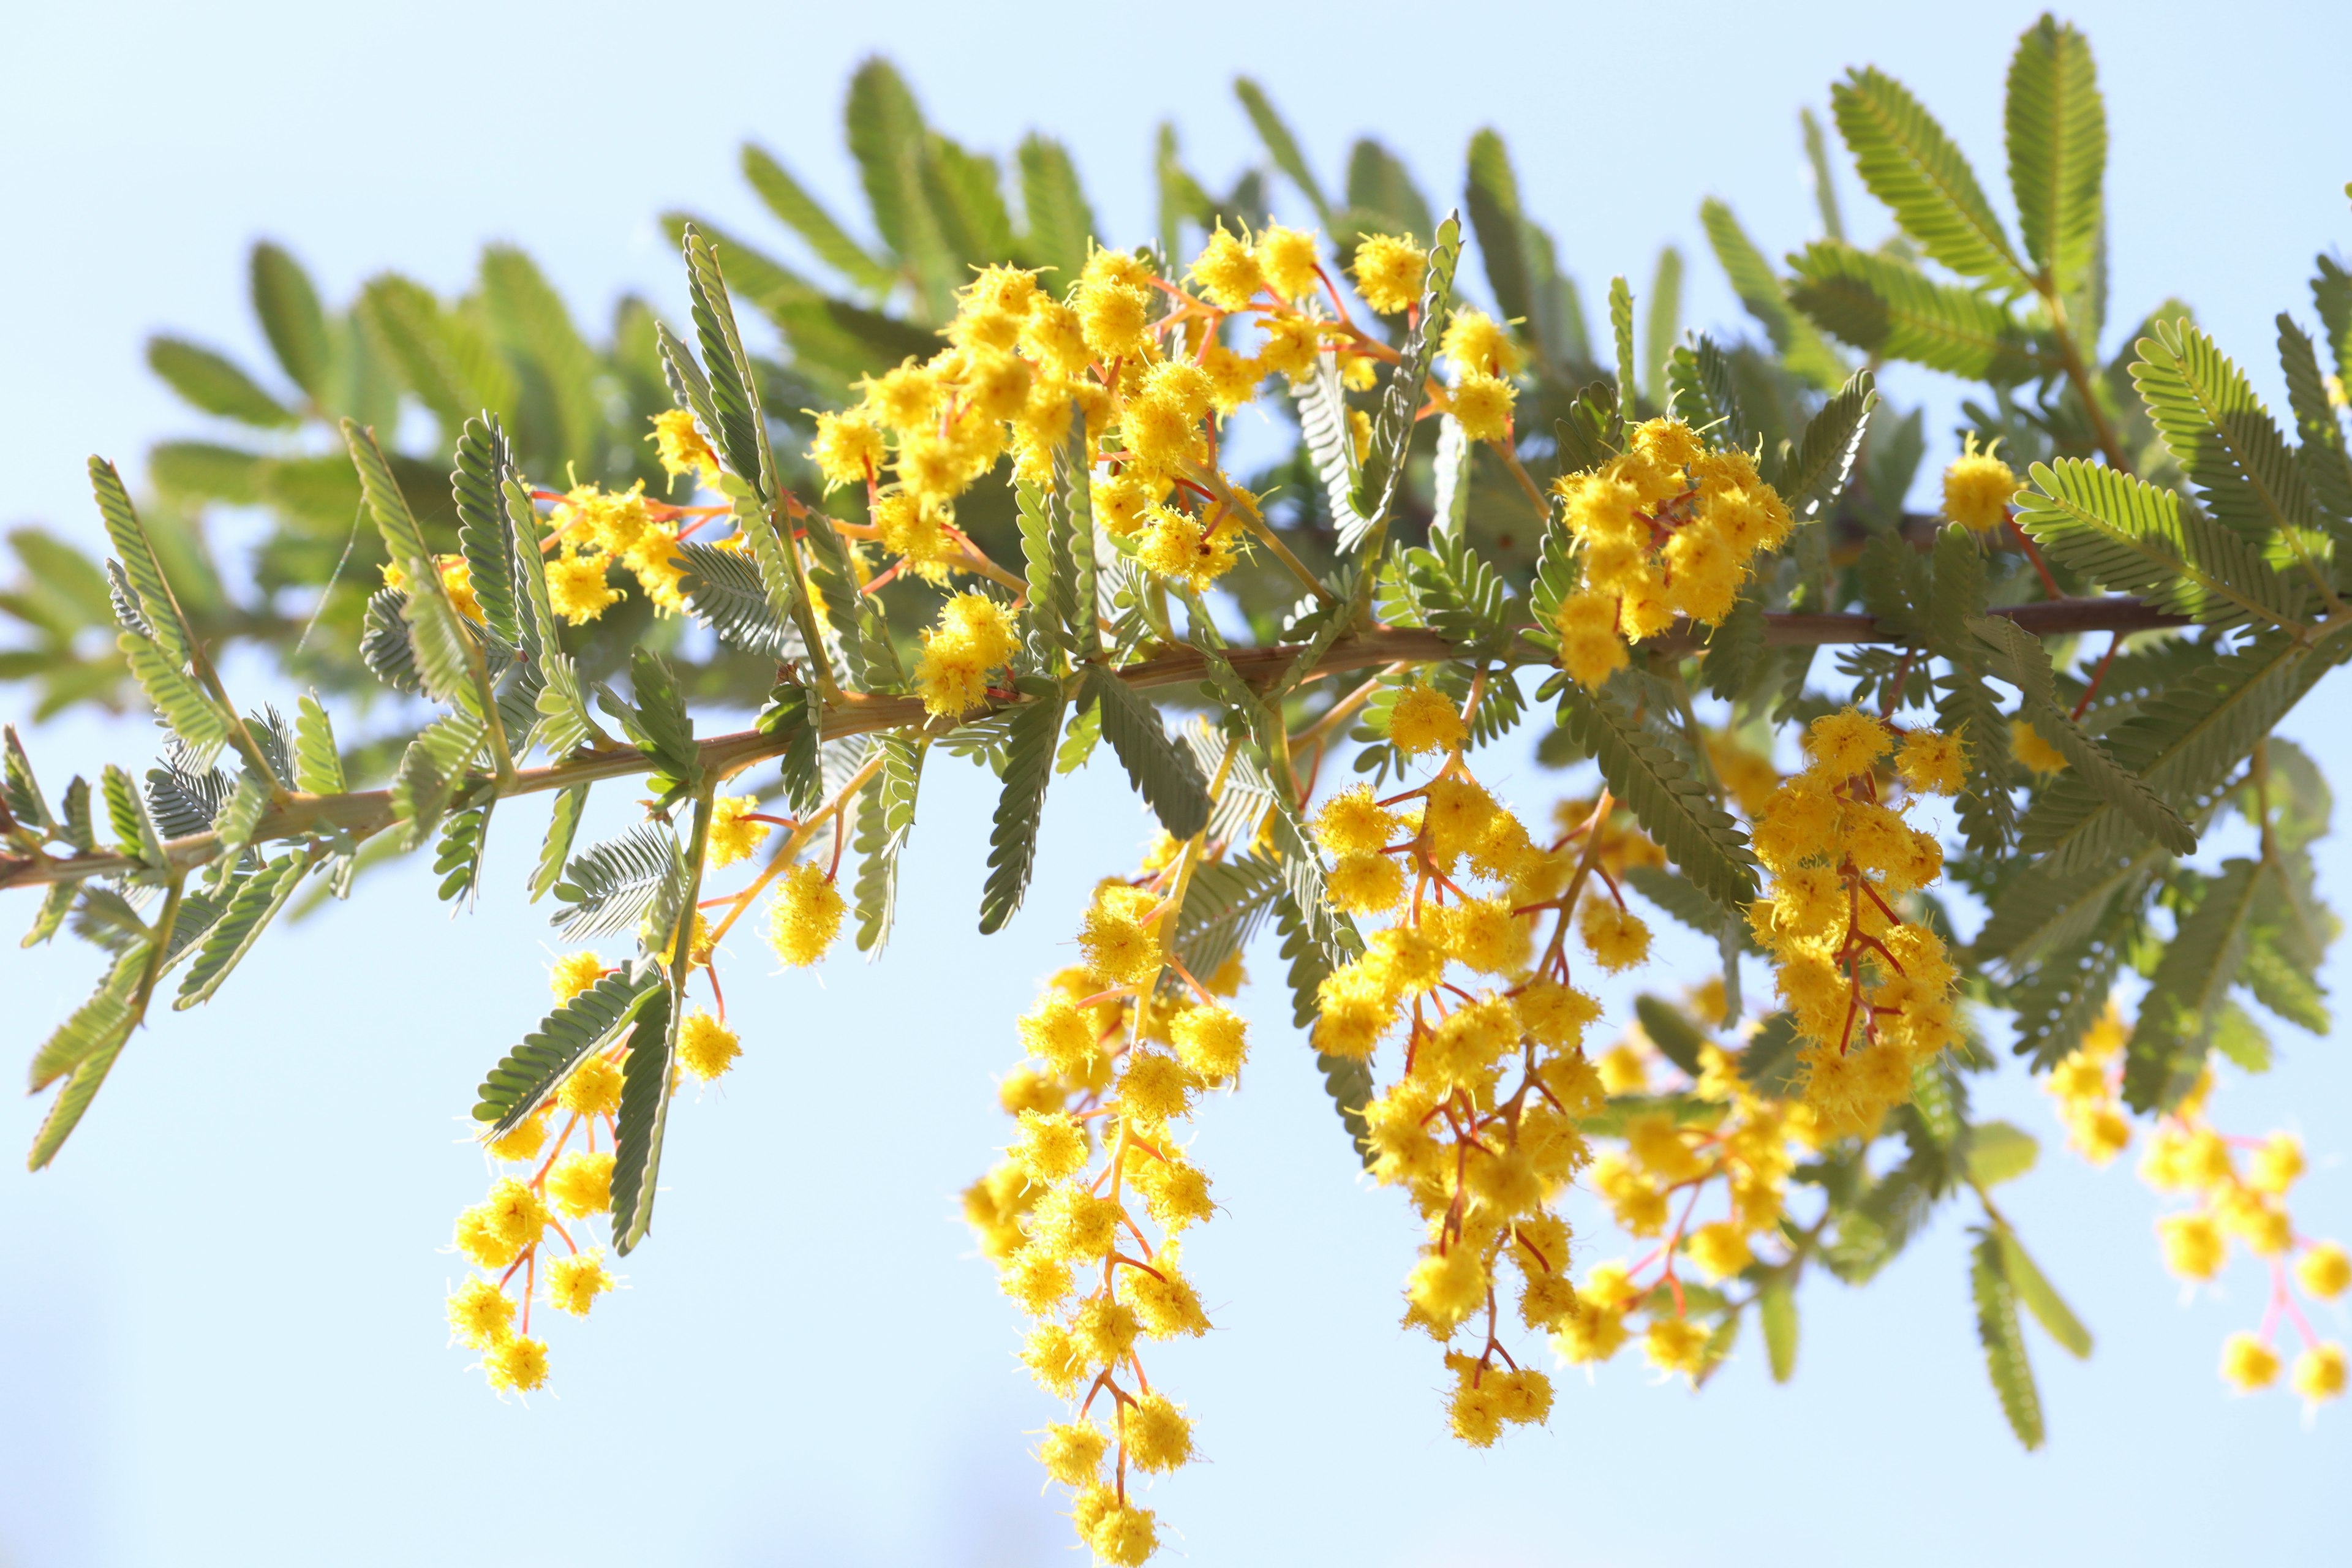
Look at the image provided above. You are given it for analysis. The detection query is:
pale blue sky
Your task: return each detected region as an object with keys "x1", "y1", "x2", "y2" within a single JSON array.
[{"x1": 3, "y1": 2, "x2": 2350, "y2": 1565}]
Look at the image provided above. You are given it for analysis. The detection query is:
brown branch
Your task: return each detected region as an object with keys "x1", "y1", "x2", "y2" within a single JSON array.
[{"x1": 0, "y1": 595, "x2": 2192, "y2": 892}]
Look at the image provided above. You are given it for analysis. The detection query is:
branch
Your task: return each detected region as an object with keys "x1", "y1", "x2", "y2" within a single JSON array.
[{"x1": 0, "y1": 595, "x2": 2192, "y2": 892}]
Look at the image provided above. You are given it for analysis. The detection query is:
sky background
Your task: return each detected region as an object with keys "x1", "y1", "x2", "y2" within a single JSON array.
[{"x1": 3, "y1": 1, "x2": 2350, "y2": 1564}]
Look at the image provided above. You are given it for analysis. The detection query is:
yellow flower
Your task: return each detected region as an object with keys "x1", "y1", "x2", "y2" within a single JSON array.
[
  {"x1": 546, "y1": 1250, "x2": 615, "y2": 1316},
  {"x1": 2011, "y1": 719, "x2": 2068, "y2": 775},
  {"x1": 2293, "y1": 1342, "x2": 2348, "y2": 1403},
  {"x1": 1387, "y1": 681, "x2": 1467, "y2": 757},
  {"x1": 546, "y1": 550, "x2": 620, "y2": 625},
  {"x1": 1188, "y1": 225, "x2": 1265, "y2": 310},
  {"x1": 2220, "y1": 1331, "x2": 2281, "y2": 1390},
  {"x1": 649, "y1": 408, "x2": 722, "y2": 485},
  {"x1": 2297, "y1": 1240, "x2": 2351, "y2": 1300},
  {"x1": 546, "y1": 1150, "x2": 614, "y2": 1218},
  {"x1": 703, "y1": 794, "x2": 772, "y2": 870},
  {"x1": 1254, "y1": 224, "x2": 1322, "y2": 302},
  {"x1": 1942, "y1": 434, "x2": 2018, "y2": 532},
  {"x1": 807, "y1": 411, "x2": 884, "y2": 491},
  {"x1": 1351, "y1": 233, "x2": 1427, "y2": 315},
  {"x1": 1450, "y1": 371, "x2": 1517, "y2": 444},
  {"x1": 767, "y1": 862, "x2": 845, "y2": 968},
  {"x1": 445, "y1": 1277, "x2": 514, "y2": 1349},
  {"x1": 1439, "y1": 309, "x2": 1524, "y2": 376},
  {"x1": 677, "y1": 1010, "x2": 741, "y2": 1081},
  {"x1": 484, "y1": 1334, "x2": 551, "y2": 1393}
]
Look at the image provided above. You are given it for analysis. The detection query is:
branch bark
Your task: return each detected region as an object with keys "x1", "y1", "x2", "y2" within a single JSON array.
[{"x1": 0, "y1": 594, "x2": 2190, "y2": 892}]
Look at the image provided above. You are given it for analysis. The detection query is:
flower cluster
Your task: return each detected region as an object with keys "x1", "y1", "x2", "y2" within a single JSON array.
[
  {"x1": 1308, "y1": 679, "x2": 1667, "y2": 1442},
  {"x1": 1548, "y1": 418, "x2": 1796, "y2": 691},
  {"x1": 2049, "y1": 1003, "x2": 2348, "y2": 1406},
  {"x1": 443, "y1": 949, "x2": 745, "y2": 1394},
  {"x1": 1564, "y1": 989, "x2": 1810, "y2": 1377},
  {"x1": 1748, "y1": 709, "x2": 1964, "y2": 1139},
  {"x1": 965, "y1": 846, "x2": 1246, "y2": 1565}
]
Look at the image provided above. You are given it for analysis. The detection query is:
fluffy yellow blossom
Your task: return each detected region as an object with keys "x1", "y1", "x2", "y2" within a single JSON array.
[
  {"x1": 485, "y1": 1334, "x2": 551, "y2": 1393},
  {"x1": 546, "y1": 550, "x2": 620, "y2": 625},
  {"x1": 704, "y1": 794, "x2": 773, "y2": 870},
  {"x1": 1450, "y1": 372, "x2": 1517, "y2": 443},
  {"x1": 1255, "y1": 225, "x2": 1322, "y2": 302},
  {"x1": 1943, "y1": 434, "x2": 2018, "y2": 532},
  {"x1": 446, "y1": 1276, "x2": 514, "y2": 1349},
  {"x1": 2011, "y1": 719, "x2": 2068, "y2": 775},
  {"x1": 2294, "y1": 1343, "x2": 2348, "y2": 1403},
  {"x1": 1351, "y1": 233, "x2": 1427, "y2": 315},
  {"x1": 649, "y1": 408, "x2": 722, "y2": 484},
  {"x1": 547, "y1": 1251, "x2": 614, "y2": 1316},
  {"x1": 768, "y1": 862, "x2": 846, "y2": 967},
  {"x1": 678, "y1": 1011, "x2": 741, "y2": 1082},
  {"x1": 2221, "y1": 1331, "x2": 2282, "y2": 1390},
  {"x1": 809, "y1": 411, "x2": 885, "y2": 491},
  {"x1": 2298, "y1": 1241, "x2": 2352, "y2": 1300},
  {"x1": 1388, "y1": 682, "x2": 1468, "y2": 757},
  {"x1": 545, "y1": 1150, "x2": 614, "y2": 1218},
  {"x1": 549, "y1": 951, "x2": 606, "y2": 1004}
]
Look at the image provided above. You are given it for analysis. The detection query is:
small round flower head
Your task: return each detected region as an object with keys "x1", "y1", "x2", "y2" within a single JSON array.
[
  {"x1": 486, "y1": 1108, "x2": 550, "y2": 1163},
  {"x1": 1450, "y1": 372, "x2": 1517, "y2": 444},
  {"x1": 767, "y1": 862, "x2": 845, "y2": 968},
  {"x1": 1188, "y1": 225, "x2": 1265, "y2": 310},
  {"x1": 1440, "y1": 309, "x2": 1524, "y2": 377},
  {"x1": 1080, "y1": 887, "x2": 1163, "y2": 985},
  {"x1": 1123, "y1": 1392, "x2": 1194, "y2": 1474},
  {"x1": 807, "y1": 411, "x2": 884, "y2": 491},
  {"x1": 2293, "y1": 1342, "x2": 2348, "y2": 1403},
  {"x1": 2297, "y1": 1240, "x2": 2352, "y2": 1300},
  {"x1": 649, "y1": 408, "x2": 721, "y2": 485},
  {"x1": 1328, "y1": 850, "x2": 1406, "y2": 915},
  {"x1": 1009, "y1": 1109, "x2": 1090, "y2": 1183},
  {"x1": 703, "y1": 795, "x2": 773, "y2": 871},
  {"x1": 484, "y1": 1334, "x2": 551, "y2": 1393},
  {"x1": 2247, "y1": 1132, "x2": 2305, "y2": 1195},
  {"x1": 1644, "y1": 1316, "x2": 1710, "y2": 1377},
  {"x1": 1579, "y1": 897, "x2": 1651, "y2": 972},
  {"x1": 2011, "y1": 719, "x2": 2068, "y2": 775},
  {"x1": 481, "y1": 1177, "x2": 549, "y2": 1252},
  {"x1": 547, "y1": 551, "x2": 620, "y2": 625},
  {"x1": 1448, "y1": 1371, "x2": 1504, "y2": 1447},
  {"x1": 1088, "y1": 1504, "x2": 1159, "y2": 1568},
  {"x1": 1896, "y1": 728, "x2": 1966, "y2": 796},
  {"x1": 549, "y1": 951, "x2": 608, "y2": 1004},
  {"x1": 1000, "y1": 1246, "x2": 1072, "y2": 1319},
  {"x1": 454, "y1": 1204, "x2": 522, "y2": 1270},
  {"x1": 677, "y1": 1011, "x2": 742, "y2": 1082},
  {"x1": 1128, "y1": 1262, "x2": 1212, "y2": 1338},
  {"x1": 2220, "y1": 1330, "x2": 2282, "y2": 1391},
  {"x1": 1943, "y1": 434, "x2": 2018, "y2": 532},
  {"x1": 1351, "y1": 233, "x2": 1427, "y2": 315},
  {"x1": 1072, "y1": 1295, "x2": 1140, "y2": 1365},
  {"x1": 1036, "y1": 1420, "x2": 1107, "y2": 1487},
  {"x1": 1022, "y1": 1322, "x2": 1088, "y2": 1397},
  {"x1": 2158, "y1": 1212, "x2": 2227, "y2": 1281},
  {"x1": 1170, "y1": 1006, "x2": 1248, "y2": 1082},
  {"x1": 1804, "y1": 707, "x2": 1892, "y2": 780},
  {"x1": 1683, "y1": 1221, "x2": 1754, "y2": 1283},
  {"x1": 1255, "y1": 224, "x2": 1322, "y2": 302},
  {"x1": 1313, "y1": 783, "x2": 1400, "y2": 856},
  {"x1": 547, "y1": 1250, "x2": 615, "y2": 1317},
  {"x1": 446, "y1": 1276, "x2": 515, "y2": 1349},
  {"x1": 1077, "y1": 279, "x2": 1153, "y2": 361},
  {"x1": 1405, "y1": 1245, "x2": 1487, "y2": 1334},
  {"x1": 1387, "y1": 681, "x2": 1468, "y2": 757},
  {"x1": 557, "y1": 1054, "x2": 626, "y2": 1118},
  {"x1": 546, "y1": 1150, "x2": 615, "y2": 1219}
]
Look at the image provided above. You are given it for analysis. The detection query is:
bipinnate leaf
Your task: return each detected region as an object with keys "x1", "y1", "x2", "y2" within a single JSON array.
[
  {"x1": 2005, "y1": 15, "x2": 2105, "y2": 301},
  {"x1": 607, "y1": 984, "x2": 677, "y2": 1254},
  {"x1": 172, "y1": 852, "x2": 309, "y2": 1009},
  {"x1": 978, "y1": 677, "x2": 1066, "y2": 935},
  {"x1": 1833, "y1": 66, "x2": 2029, "y2": 291},
  {"x1": 1553, "y1": 682, "x2": 1758, "y2": 910},
  {"x1": 1084, "y1": 667, "x2": 1210, "y2": 842},
  {"x1": 2015, "y1": 458, "x2": 2302, "y2": 629},
  {"x1": 1970, "y1": 1231, "x2": 2046, "y2": 1450},
  {"x1": 472, "y1": 965, "x2": 665, "y2": 1135}
]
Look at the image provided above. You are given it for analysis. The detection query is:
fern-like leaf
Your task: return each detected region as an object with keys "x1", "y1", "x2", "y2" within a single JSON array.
[
  {"x1": 471, "y1": 965, "x2": 665, "y2": 1134},
  {"x1": 1970, "y1": 1230, "x2": 2046, "y2": 1450},
  {"x1": 550, "y1": 823, "x2": 685, "y2": 941},
  {"x1": 852, "y1": 737, "x2": 924, "y2": 957},
  {"x1": 1553, "y1": 683, "x2": 1758, "y2": 909},
  {"x1": 978, "y1": 679, "x2": 1065, "y2": 935},
  {"x1": 606, "y1": 984, "x2": 677, "y2": 1254},
  {"x1": 2015, "y1": 458, "x2": 2304, "y2": 629},
  {"x1": 1085, "y1": 667, "x2": 1209, "y2": 841},
  {"x1": 173, "y1": 852, "x2": 309, "y2": 1009},
  {"x1": 1789, "y1": 243, "x2": 2040, "y2": 382},
  {"x1": 1832, "y1": 67, "x2": 2030, "y2": 292}
]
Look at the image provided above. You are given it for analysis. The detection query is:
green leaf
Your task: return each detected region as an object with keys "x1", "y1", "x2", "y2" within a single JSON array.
[
  {"x1": 741, "y1": 142, "x2": 894, "y2": 294},
  {"x1": 1967, "y1": 1121, "x2": 2041, "y2": 1186},
  {"x1": 1553, "y1": 682, "x2": 1758, "y2": 909},
  {"x1": 87, "y1": 458, "x2": 189, "y2": 668},
  {"x1": 1016, "y1": 135, "x2": 1096, "y2": 289},
  {"x1": 1665, "y1": 336, "x2": 1753, "y2": 454},
  {"x1": 293, "y1": 693, "x2": 345, "y2": 796},
  {"x1": 22, "y1": 883, "x2": 74, "y2": 949},
  {"x1": 678, "y1": 227, "x2": 772, "y2": 499},
  {"x1": 1624, "y1": 864, "x2": 1755, "y2": 954},
  {"x1": 606, "y1": 983, "x2": 677, "y2": 1254},
  {"x1": 1801, "y1": 107, "x2": 1845, "y2": 241},
  {"x1": 1233, "y1": 78, "x2": 1330, "y2": 223},
  {"x1": 172, "y1": 852, "x2": 308, "y2": 1009},
  {"x1": 1970, "y1": 616, "x2": 2195, "y2": 854},
  {"x1": 2019, "y1": 628, "x2": 2346, "y2": 874},
  {"x1": 2132, "y1": 320, "x2": 2324, "y2": 547},
  {"x1": 677, "y1": 541, "x2": 801, "y2": 662},
  {"x1": 102, "y1": 763, "x2": 166, "y2": 869},
  {"x1": 2125, "y1": 858, "x2": 2264, "y2": 1111},
  {"x1": 531, "y1": 785, "x2": 588, "y2": 904},
  {"x1": 1994, "y1": 1226, "x2": 2092, "y2": 1359},
  {"x1": 1971, "y1": 1231, "x2": 2046, "y2": 1449},
  {"x1": 117, "y1": 631, "x2": 229, "y2": 767},
  {"x1": 1697, "y1": 199, "x2": 1848, "y2": 392},
  {"x1": 532, "y1": 653, "x2": 608, "y2": 759},
  {"x1": 616, "y1": 647, "x2": 701, "y2": 797},
  {"x1": 1758, "y1": 1275, "x2": 1798, "y2": 1384},
  {"x1": 2005, "y1": 15, "x2": 2106, "y2": 303},
  {"x1": 1351, "y1": 213, "x2": 1460, "y2": 545},
  {"x1": 2015, "y1": 458, "x2": 2302, "y2": 630},
  {"x1": 1642, "y1": 246, "x2": 1684, "y2": 404},
  {"x1": 342, "y1": 421, "x2": 489, "y2": 722},
  {"x1": 1608, "y1": 275, "x2": 1637, "y2": 426},
  {"x1": 1634, "y1": 995, "x2": 1706, "y2": 1077},
  {"x1": 756, "y1": 678, "x2": 826, "y2": 816},
  {"x1": 472, "y1": 965, "x2": 665, "y2": 1134},
  {"x1": 1788, "y1": 243, "x2": 2040, "y2": 382},
  {"x1": 978, "y1": 677, "x2": 1065, "y2": 935},
  {"x1": 1770, "y1": 368, "x2": 1877, "y2": 521},
  {"x1": 434, "y1": 802, "x2": 493, "y2": 907},
  {"x1": 845, "y1": 58, "x2": 955, "y2": 315},
  {"x1": 1053, "y1": 412, "x2": 1101, "y2": 655},
  {"x1": 1084, "y1": 667, "x2": 1210, "y2": 841},
  {"x1": 1172, "y1": 852, "x2": 1284, "y2": 982},
  {"x1": 1287, "y1": 347, "x2": 1365, "y2": 541},
  {"x1": 921, "y1": 133, "x2": 1015, "y2": 268},
  {"x1": 852, "y1": 736, "x2": 925, "y2": 957},
  {"x1": 477, "y1": 246, "x2": 605, "y2": 466},
  {"x1": 1832, "y1": 66, "x2": 2029, "y2": 292},
  {"x1": 26, "y1": 965, "x2": 143, "y2": 1170},
  {"x1": 450, "y1": 415, "x2": 522, "y2": 648},
  {"x1": 249, "y1": 241, "x2": 331, "y2": 400},
  {"x1": 551, "y1": 823, "x2": 685, "y2": 942},
  {"x1": 2277, "y1": 314, "x2": 2352, "y2": 531},
  {"x1": 28, "y1": 959, "x2": 138, "y2": 1092},
  {"x1": 145, "y1": 336, "x2": 296, "y2": 428}
]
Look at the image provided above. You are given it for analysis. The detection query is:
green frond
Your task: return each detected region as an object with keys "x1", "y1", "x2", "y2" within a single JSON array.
[
  {"x1": 471, "y1": 965, "x2": 665, "y2": 1135},
  {"x1": 2131, "y1": 320, "x2": 2324, "y2": 548},
  {"x1": 852, "y1": 736, "x2": 924, "y2": 957},
  {"x1": 1553, "y1": 682, "x2": 1758, "y2": 910},
  {"x1": 2004, "y1": 15, "x2": 2105, "y2": 301},
  {"x1": 978, "y1": 677, "x2": 1065, "y2": 935},
  {"x1": 1831, "y1": 66, "x2": 2029, "y2": 291},
  {"x1": 1970, "y1": 1230, "x2": 2045, "y2": 1449},
  {"x1": 2016, "y1": 458, "x2": 2305, "y2": 628},
  {"x1": 607, "y1": 984, "x2": 677, "y2": 1254},
  {"x1": 1697, "y1": 198, "x2": 1849, "y2": 392},
  {"x1": 1084, "y1": 668, "x2": 1210, "y2": 842},
  {"x1": 1788, "y1": 242, "x2": 2040, "y2": 382},
  {"x1": 741, "y1": 142, "x2": 893, "y2": 294}
]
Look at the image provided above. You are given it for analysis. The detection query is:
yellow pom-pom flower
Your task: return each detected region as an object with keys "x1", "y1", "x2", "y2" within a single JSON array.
[
  {"x1": 1351, "y1": 233, "x2": 1427, "y2": 315},
  {"x1": 677, "y1": 1010, "x2": 742, "y2": 1082},
  {"x1": 546, "y1": 1250, "x2": 615, "y2": 1317},
  {"x1": 1942, "y1": 434, "x2": 2018, "y2": 532},
  {"x1": 767, "y1": 862, "x2": 846, "y2": 968}
]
